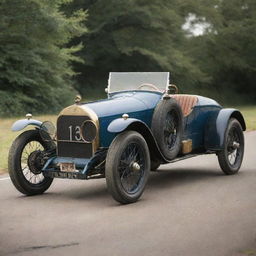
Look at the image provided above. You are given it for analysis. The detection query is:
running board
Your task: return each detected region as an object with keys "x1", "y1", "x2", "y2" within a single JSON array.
[{"x1": 167, "y1": 153, "x2": 211, "y2": 164}]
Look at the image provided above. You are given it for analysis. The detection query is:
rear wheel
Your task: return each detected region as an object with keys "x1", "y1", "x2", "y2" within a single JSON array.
[
  {"x1": 8, "y1": 130, "x2": 54, "y2": 195},
  {"x1": 105, "y1": 131, "x2": 150, "y2": 204},
  {"x1": 217, "y1": 118, "x2": 244, "y2": 175}
]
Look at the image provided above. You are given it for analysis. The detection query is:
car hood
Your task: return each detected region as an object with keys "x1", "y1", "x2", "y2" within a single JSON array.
[{"x1": 85, "y1": 91, "x2": 162, "y2": 119}]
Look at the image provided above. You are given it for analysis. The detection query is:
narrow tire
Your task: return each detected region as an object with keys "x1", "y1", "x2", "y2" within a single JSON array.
[
  {"x1": 8, "y1": 130, "x2": 53, "y2": 195},
  {"x1": 105, "y1": 131, "x2": 150, "y2": 204},
  {"x1": 217, "y1": 118, "x2": 244, "y2": 175}
]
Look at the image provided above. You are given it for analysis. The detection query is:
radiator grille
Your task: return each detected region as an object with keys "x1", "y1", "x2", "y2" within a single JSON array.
[{"x1": 57, "y1": 115, "x2": 94, "y2": 158}]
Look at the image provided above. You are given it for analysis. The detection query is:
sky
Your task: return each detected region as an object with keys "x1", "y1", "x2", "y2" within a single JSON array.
[{"x1": 182, "y1": 13, "x2": 211, "y2": 36}]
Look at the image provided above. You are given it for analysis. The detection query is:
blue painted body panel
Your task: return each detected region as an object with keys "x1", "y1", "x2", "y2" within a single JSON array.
[
  {"x1": 39, "y1": 91, "x2": 245, "y2": 175},
  {"x1": 86, "y1": 91, "x2": 162, "y2": 147},
  {"x1": 96, "y1": 92, "x2": 223, "y2": 151},
  {"x1": 183, "y1": 105, "x2": 222, "y2": 150},
  {"x1": 85, "y1": 90, "x2": 231, "y2": 151},
  {"x1": 204, "y1": 108, "x2": 245, "y2": 150}
]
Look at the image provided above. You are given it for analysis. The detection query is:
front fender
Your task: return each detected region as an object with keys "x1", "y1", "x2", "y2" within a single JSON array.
[
  {"x1": 11, "y1": 119, "x2": 42, "y2": 131},
  {"x1": 107, "y1": 118, "x2": 143, "y2": 133},
  {"x1": 108, "y1": 118, "x2": 168, "y2": 163},
  {"x1": 205, "y1": 108, "x2": 246, "y2": 150}
]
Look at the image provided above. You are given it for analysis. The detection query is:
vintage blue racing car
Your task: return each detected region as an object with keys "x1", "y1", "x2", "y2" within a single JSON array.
[{"x1": 9, "y1": 72, "x2": 246, "y2": 204}]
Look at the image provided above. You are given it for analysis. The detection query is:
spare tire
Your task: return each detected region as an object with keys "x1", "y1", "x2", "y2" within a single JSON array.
[{"x1": 151, "y1": 98, "x2": 183, "y2": 160}]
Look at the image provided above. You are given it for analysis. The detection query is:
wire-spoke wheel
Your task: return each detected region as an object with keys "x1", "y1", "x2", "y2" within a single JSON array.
[
  {"x1": 164, "y1": 110, "x2": 179, "y2": 150},
  {"x1": 21, "y1": 141, "x2": 45, "y2": 184},
  {"x1": 106, "y1": 131, "x2": 150, "y2": 204},
  {"x1": 218, "y1": 118, "x2": 244, "y2": 175},
  {"x1": 8, "y1": 130, "x2": 54, "y2": 195},
  {"x1": 151, "y1": 98, "x2": 183, "y2": 160}
]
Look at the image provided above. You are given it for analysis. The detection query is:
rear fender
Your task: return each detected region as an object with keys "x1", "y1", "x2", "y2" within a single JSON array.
[
  {"x1": 108, "y1": 118, "x2": 167, "y2": 163},
  {"x1": 11, "y1": 119, "x2": 42, "y2": 131},
  {"x1": 205, "y1": 108, "x2": 246, "y2": 150}
]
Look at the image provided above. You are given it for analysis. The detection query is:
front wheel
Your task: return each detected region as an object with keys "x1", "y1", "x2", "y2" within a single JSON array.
[
  {"x1": 8, "y1": 130, "x2": 54, "y2": 195},
  {"x1": 217, "y1": 118, "x2": 244, "y2": 175},
  {"x1": 105, "y1": 131, "x2": 150, "y2": 204}
]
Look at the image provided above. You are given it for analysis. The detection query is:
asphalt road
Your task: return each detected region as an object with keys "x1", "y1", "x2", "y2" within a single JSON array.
[{"x1": 0, "y1": 132, "x2": 256, "y2": 256}]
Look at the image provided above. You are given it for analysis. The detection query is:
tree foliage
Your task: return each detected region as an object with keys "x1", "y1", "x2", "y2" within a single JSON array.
[
  {"x1": 66, "y1": 0, "x2": 209, "y2": 96},
  {"x1": 0, "y1": 0, "x2": 254, "y2": 116},
  {"x1": 186, "y1": 0, "x2": 256, "y2": 102},
  {"x1": 67, "y1": 0, "x2": 256, "y2": 104},
  {"x1": 0, "y1": 0, "x2": 86, "y2": 116}
]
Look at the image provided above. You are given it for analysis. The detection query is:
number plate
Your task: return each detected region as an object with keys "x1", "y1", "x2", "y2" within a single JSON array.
[{"x1": 59, "y1": 163, "x2": 77, "y2": 173}]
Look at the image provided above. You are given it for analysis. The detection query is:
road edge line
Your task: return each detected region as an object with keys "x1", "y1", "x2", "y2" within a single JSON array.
[{"x1": 0, "y1": 176, "x2": 10, "y2": 181}]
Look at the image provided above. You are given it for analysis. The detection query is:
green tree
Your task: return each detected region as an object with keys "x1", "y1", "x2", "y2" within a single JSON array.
[
  {"x1": 187, "y1": 0, "x2": 256, "y2": 103},
  {"x1": 0, "y1": 0, "x2": 87, "y2": 116},
  {"x1": 66, "y1": 0, "x2": 208, "y2": 96}
]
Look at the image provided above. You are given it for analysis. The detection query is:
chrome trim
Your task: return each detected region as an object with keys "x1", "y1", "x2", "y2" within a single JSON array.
[
  {"x1": 26, "y1": 113, "x2": 32, "y2": 120},
  {"x1": 122, "y1": 113, "x2": 129, "y2": 120}
]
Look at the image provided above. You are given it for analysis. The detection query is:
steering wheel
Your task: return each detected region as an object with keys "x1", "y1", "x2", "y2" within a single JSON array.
[{"x1": 138, "y1": 83, "x2": 161, "y2": 92}]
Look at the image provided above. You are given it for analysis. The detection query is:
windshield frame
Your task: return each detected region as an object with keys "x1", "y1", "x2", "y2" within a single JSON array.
[{"x1": 107, "y1": 72, "x2": 170, "y2": 94}]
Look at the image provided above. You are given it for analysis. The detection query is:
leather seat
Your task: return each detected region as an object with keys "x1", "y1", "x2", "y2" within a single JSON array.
[{"x1": 171, "y1": 94, "x2": 198, "y2": 116}]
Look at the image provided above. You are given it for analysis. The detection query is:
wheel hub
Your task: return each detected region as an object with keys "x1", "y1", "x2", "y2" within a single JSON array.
[
  {"x1": 232, "y1": 141, "x2": 240, "y2": 149},
  {"x1": 131, "y1": 162, "x2": 141, "y2": 172},
  {"x1": 228, "y1": 141, "x2": 240, "y2": 152},
  {"x1": 27, "y1": 150, "x2": 44, "y2": 175}
]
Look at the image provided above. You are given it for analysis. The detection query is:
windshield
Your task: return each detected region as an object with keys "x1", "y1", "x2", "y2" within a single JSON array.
[{"x1": 108, "y1": 72, "x2": 170, "y2": 93}]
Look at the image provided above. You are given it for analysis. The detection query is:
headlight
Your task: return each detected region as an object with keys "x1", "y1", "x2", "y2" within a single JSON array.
[
  {"x1": 40, "y1": 121, "x2": 56, "y2": 141},
  {"x1": 81, "y1": 120, "x2": 97, "y2": 143}
]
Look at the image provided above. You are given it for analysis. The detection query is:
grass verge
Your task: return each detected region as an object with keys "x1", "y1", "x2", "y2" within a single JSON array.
[{"x1": 238, "y1": 105, "x2": 256, "y2": 131}]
